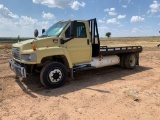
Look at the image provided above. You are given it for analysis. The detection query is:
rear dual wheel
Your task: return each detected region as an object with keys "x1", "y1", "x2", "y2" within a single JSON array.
[
  {"x1": 121, "y1": 53, "x2": 137, "y2": 69},
  {"x1": 120, "y1": 55, "x2": 126, "y2": 68}
]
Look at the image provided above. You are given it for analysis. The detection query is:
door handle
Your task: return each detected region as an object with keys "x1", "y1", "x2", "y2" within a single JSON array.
[{"x1": 87, "y1": 39, "x2": 89, "y2": 45}]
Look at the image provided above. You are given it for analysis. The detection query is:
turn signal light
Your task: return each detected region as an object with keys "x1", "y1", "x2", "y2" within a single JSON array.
[{"x1": 32, "y1": 45, "x2": 37, "y2": 51}]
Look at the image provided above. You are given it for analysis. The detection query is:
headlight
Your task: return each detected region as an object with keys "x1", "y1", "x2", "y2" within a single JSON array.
[{"x1": 20, "y1": 53, "x2": 37, "y2": 62}]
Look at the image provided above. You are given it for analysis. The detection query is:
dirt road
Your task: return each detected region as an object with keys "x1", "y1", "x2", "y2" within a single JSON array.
[{"x1": 0, "y1": 39, "x2": 160, "y2": 120}]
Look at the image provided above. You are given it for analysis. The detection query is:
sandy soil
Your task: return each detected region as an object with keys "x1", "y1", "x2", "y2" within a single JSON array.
[{"x1": 0, "y1": 39, "x2": 160, "y2": 120}]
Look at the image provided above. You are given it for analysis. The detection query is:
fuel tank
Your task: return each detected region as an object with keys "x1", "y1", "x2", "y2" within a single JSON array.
[{"x1": 90, "y1": 55, "x2": 120, "y2": 68}]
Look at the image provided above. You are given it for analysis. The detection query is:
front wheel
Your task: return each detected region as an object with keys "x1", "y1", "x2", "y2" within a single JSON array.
[{"x1": 40, "y1": 62, "x2": 68, "y2": 88}]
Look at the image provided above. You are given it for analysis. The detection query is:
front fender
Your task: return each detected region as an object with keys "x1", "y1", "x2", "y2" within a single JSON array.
[{"x1": 36, "y1": 47, "x2": 73, "y2": 68}]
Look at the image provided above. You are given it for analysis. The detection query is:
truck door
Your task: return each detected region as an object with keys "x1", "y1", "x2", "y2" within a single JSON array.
[{"x1": 65, "y1": 22, "x2": 92, "y2": 64}]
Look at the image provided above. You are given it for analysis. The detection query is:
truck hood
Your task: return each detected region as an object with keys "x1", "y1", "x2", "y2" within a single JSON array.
[{"x1": 13, "y1": 37, "x2": 61, "y2": 52}]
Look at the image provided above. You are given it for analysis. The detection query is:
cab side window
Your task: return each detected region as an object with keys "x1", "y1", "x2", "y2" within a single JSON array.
[
  {"x1": 65, "y1": 22, "x2": 87, "y2": 38},
  {"x1": 77, "y1": 22, "x2": 87, "y2": 38}
]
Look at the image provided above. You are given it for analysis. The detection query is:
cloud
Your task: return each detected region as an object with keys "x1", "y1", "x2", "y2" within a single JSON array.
[
  {"x1": 0, "y1": 4, "x2": 54, "y2": 37},
  {"x1": 98, "y1": 26, "x2": 108, "y2": 30},
  {"x1": 117, "y1": 15, "x2": 126, "y2": 19},
  {"x1": 0, "y1": 4, "x2": 18, "y2": 19},
  {"x1": 33, "y1": 0, "x2": 71, "y2": 8},
  {"x1": 106, "y1": 18, "x2": 123, "y2": 27},
  {"x1": 110, "y1": 8, "x2": 115, "y2": 12},
  {"x1": 104, "y1": 8, "x2": 109, "y2": 12},
  {"x1": 109, "y1": 11, "x2": 117, "y2": 16},
  {"x1": 127, "y1": 0, "x2": 131, "y2": 3},
  {"x1": 104, "y1": 8, "x2": 117, "y2": 16},
  {"x1": 70, "y1": 14, "x2": 74, "y2": 17},
  {"x1": 148, "y1": 0, "x2": 160, "y2": 14},
  {"x1": 71, "y1": 1, "x2": 85, "y2": 10},
  {"x1": 132, "y1": 28, "x2": 141, "y2": 33},
  {"x1": 17, "y1": 16, "x2": 51, "y2": 30},
  {"x1": 32, "y1": 0, "x2": 85, "y2": 10},
  {"x1": 18, "y1": 16, "x2": 38, "y2": 26},
  {"x1": 107, "y1": 18, "x2": 119, "y2": 24},
  {"x1": 98, "y1": 26, "x2": 109, "y2": 37},
  {"x1": 132, "y1": 26, "x2": 153, "y2": 36},
  {"x1": 0, "y1": 16, "x2": 51, "y2": 37},
  {"x1": 0, "y1": 17, "x2": 16, "y2": 29},
  {"x1": 98, "y1": 19, "x2": 105, "y2": 23},
  {"x1": 42, "y1": 11, "x2": 55, "y2": 19},
  {"x1": 122, "y1": 5, "x2": 127, "y2": 8},
  {"x1": 130, "y1": 16, "x2": 145, "y2": 23}
]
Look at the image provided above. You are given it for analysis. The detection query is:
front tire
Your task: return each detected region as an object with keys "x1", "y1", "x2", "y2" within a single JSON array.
[{"x1": 40, "y1": 62, "x2": 67, "y2": 88}]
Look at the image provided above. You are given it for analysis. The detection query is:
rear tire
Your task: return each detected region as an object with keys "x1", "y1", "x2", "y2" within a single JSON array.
[
  {"x1": 120, "y1": 54, "x2": 126, "y2": 69},
  {"x1": 40, "y1": 62, "x2": 67, "y2": 88},
  {"x1": 124, "y1": 53, "x2": 137, "y2": 69}
]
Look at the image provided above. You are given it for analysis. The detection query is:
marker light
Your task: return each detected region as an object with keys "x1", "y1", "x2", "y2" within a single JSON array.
[{"x1": 32, "y1": 45, "x2": 37, "y2": 51}]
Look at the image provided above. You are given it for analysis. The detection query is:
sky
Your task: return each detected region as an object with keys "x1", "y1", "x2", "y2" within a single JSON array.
[{"x1": 0, "y1": 0, "x2": 160, "y2": 37}]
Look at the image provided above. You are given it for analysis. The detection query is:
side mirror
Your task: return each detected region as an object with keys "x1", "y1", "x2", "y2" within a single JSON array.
[
  {"x1": 34, "y1": 29, "x2": 39, "y2": 38},
  {"x1": 42, "y1": 29, "x2": 45, "y2": 34},
  {"x1": 70, "y1": 21, "x2": 77, "y2": 37}
]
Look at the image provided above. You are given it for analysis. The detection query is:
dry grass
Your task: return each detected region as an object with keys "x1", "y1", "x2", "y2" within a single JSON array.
[
  {"x1": 0, "y1": 43, "x2": 12, "y2": 58},
  {"x1": 0, "y1": 43, "x2": 12, "y2": 49}
]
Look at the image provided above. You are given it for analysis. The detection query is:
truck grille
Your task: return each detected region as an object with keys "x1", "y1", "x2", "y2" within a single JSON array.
[{"x1": 12, "y1": 47, "x2": 20, "y2": 60}]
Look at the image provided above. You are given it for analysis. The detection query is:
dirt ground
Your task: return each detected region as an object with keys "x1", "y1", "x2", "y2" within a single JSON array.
[{"x1": 0, "y1": 38, "x2": 160, "y2": 120}]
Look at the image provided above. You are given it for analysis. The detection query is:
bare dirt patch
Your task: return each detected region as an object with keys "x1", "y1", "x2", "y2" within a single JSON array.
[{"x1": 0, "y1": 37, "x2": 160, "y2": 120}]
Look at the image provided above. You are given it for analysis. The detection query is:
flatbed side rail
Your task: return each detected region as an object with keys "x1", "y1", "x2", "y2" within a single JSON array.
[{"x1": 100, "y1": 46, "x2": 142, "y2": 55}]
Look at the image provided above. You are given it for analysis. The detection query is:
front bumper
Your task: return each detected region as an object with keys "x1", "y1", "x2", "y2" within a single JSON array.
[{"x1": 9, "y1": 59, "x2": 26, "y2": 78}]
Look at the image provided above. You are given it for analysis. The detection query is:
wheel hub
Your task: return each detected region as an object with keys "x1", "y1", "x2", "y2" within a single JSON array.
[
  {"x1": 130, "y1": 55, "x2": 136, "y2": 67},
  {"x1": 53, "y1": 73, "x2": 59, "y2": 80},
  {"x1": 49, "y1": 69, "x2": 63, "y2": 83}
]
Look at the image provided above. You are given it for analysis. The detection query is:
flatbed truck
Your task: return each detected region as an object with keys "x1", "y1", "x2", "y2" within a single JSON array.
[{"x1": 9, "y1": 18, "x2": 142, "y2": 88}]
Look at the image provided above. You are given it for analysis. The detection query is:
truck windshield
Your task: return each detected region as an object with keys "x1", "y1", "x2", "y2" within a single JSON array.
[{"x1": 40, "y1": 21, "x2": 69, "y2": 37}]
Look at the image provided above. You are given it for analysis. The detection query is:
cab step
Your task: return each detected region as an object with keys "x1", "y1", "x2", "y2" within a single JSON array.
[{"x1": 73, "y1": 64, "x2": 95, "y2": 72}]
